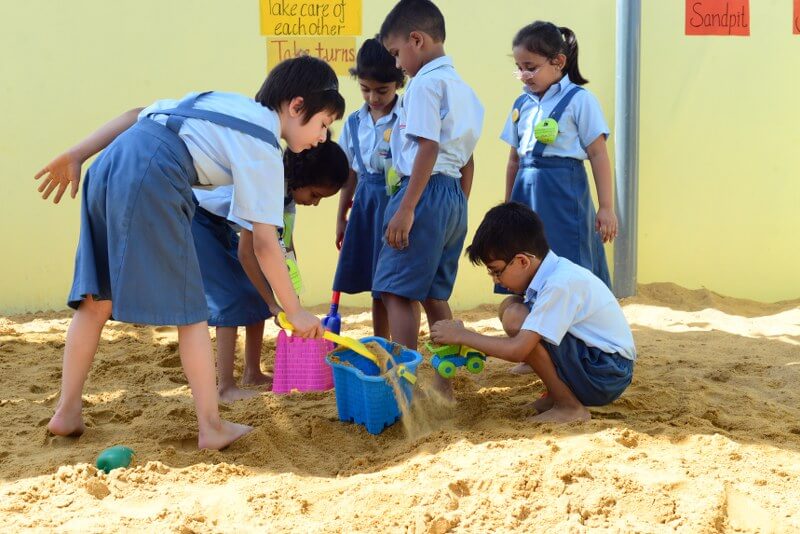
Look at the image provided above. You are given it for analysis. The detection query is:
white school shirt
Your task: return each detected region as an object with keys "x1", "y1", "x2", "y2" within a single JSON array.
[
  {"x1": 338, "y1": 100, "x2": 400, "y2": 175},
  {"x1": 521, "y1": 252, "x2": 636, "y2": 361},
  {"x1": 500, "y1": 75, "x2": 609, "y2": 160},
  {"x1": 390, "y1": 56, "x2": 484, "y2": 178},
  {"x1": 140, "y1": 91, "x2": 284, "y2": 228}
]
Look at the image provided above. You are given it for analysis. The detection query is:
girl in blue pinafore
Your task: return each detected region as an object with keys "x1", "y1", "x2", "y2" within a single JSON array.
[
  {"x1": 191, "y1": 140, "x2": 349, "y2": 403},
  {"x1": 332, "y1": 38, "x2": 405, "y2": 338},
  {"x1": 34, "y1": 56, "x2": 345, "y2": 450},
  {"x1": 499, "y1": 21, "x2": 618, "y2": 373}
]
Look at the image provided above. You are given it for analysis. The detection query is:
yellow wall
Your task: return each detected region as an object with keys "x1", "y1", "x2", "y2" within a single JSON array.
[{"x1": 0, "y1": 1, "x2": 796, "y2": 314}]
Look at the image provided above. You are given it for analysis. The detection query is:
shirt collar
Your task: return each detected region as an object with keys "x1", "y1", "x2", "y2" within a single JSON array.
[
  {"x1": 357, "y1": 96, "x2": 401, "y2": 126},
  {"x1": 416, "y1": 55, "x2": 454, "y2": 78},
  {"x1": 523, "y1": 73, "x2": 573, "y2": 101},
  {"x1": 524, "y1": 251, "x2": 559, "y2": 303}
]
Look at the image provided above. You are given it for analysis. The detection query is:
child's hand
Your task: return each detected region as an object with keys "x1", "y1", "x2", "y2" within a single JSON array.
[
  {"x1": 430, "y1": 319, "x2": 466, "y2": 345},
  {"x1": 335, "y1": 219, "x2": 347, "y2": 250},
  {"x1": 35, "y1": 150, "x2": 83, "y2": 204},
  {"x1": 286, "y1": 309, "x2": 324, "y2": 338},
  {"x1": 595, "y1": 207, "x2": 618, "y2": 243},
  {"x1": 385, "y1": 207, "x2": 414, "y2": 249}
]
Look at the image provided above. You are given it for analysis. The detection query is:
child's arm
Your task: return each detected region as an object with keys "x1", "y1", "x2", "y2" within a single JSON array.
[
  {"x1": 459, "y1": 155, "x2": 475, "y2": 199},
  {"x1": 431, "y1": 319, "x2": 541, "y2": 363},
  {"x1": 504, "y1": 148, "x2": 520, "y2": 202},
  {"x1": 238, "y1": 229, "x2": 282, "y2": 316},
  {"x1": 385, "y1": 137, "x2": 438, "y2": 249},
  {"x1": 251, "y1": 223, "x2": 322, "y2": 337},
  {"x1": 585, "y1": 136, "x2": 618, "y2": 243},
  {"x1": 335, "y1": 169, "x2": 357, "y2": 249},
  {"x1": 35, "y1": 108, "x2": 143, "y2": 204}
]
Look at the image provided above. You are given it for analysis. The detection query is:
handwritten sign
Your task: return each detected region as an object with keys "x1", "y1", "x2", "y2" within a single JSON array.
[
  {"x1": 260, "y1": 0, "x2": 361, "y2": 36},
  {"x1": 267, "y1": 36, "x2": 356, "y2": 75},
  {"x1": 795, "y1": 0, "x2": 799, "y2": 34},
  {"x1": 685, "y1": 0, "x2": 749, "y2": 36}
]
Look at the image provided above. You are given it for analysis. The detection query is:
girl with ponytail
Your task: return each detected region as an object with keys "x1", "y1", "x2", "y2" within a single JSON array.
[{"x1": 499, "y1": 21, "x2": 616, "y2": 374}]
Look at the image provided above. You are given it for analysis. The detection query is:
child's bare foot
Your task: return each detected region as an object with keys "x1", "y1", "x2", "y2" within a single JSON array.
[
  {"x1": 218, "y1": 385, "x2": 261, "y2": 404},
  {"x1": 528, "y1": 404, "x2": 590, "y2": 424},
  {"x1": 197, "y1": 420, "x2": 253, "y2": 450},
  {"x1": 509, "y1": 362, "x2": 535, "y2": 375},
  {"x1": 47, "y1": 409, "x2": 86, "y2": 437},
  {"x1": 522, "y1": 393, "x2": 554, "y2": 413},
  {"x1": 241, "y1": 371, "x2": 272, "y2": 388}
]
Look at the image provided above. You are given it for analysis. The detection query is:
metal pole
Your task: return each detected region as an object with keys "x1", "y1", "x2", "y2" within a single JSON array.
[{"x1": 613, "y1": 0, "x2": 641, "y2": 297}]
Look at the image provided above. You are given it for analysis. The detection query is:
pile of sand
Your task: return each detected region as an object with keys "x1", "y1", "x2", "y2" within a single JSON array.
[{"x1": 1, "y1": 283, "x2": 798, "y2": 532}]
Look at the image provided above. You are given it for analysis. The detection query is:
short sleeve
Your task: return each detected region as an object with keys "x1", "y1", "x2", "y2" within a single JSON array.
[
  {"x1": 499, "y1": 105, "x2": 520, "y2": 148},
  {"x1": 403, "y1": 79, "x2": 443, "y2": 142},
  {"x1": 520, "y1": 280, "x2": 581, "y2": 345},
  {"x1": 337, "y1": 118, "x2": 356, "y2": 171},
  {"x1": 574, "y1": 91, "x2": 610, "y2": 151},
  {"x1": 228, "y1": 134, "x2": 284, "y2": 227}
]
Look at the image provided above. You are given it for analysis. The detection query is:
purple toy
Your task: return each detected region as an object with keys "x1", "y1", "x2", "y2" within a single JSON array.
[{"x1": 272, "y1": 330, "x2": 334, "y2": 393}]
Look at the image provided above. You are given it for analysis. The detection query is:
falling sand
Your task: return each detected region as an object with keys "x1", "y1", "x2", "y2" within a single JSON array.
[{"x1": 1, "y1": 283, "x2": 799, "y2": 532}]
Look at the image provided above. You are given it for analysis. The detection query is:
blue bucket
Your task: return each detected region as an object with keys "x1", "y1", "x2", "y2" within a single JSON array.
[{"x1": 326, "y1": 337, "x2": 422, "y2": 435}]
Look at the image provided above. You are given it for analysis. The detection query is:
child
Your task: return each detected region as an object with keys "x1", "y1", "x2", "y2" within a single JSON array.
[
  {"x1": 193, "y1": 140, "x2": 349, "y2": 403},
  {"x1": 375, "y1": 0, "x2": 484, "y2": 365},
  {"x1": 431, "y1": 202, "x2": 635, "y2": 423},
  {"x1": 501, "y1": 21, "x2": 616, "y2": 374},
  {"x1": 333, "y1": 37, "x2": 405, "y2": 338},
  {"x1": 34, "y1": 56, "x2": 345, "y2": 449}
]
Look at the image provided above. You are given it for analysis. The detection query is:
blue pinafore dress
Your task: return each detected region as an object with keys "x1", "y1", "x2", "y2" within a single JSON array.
[
  {"x1": 509, "y1": 86, "x2": 611, "y2": 288},
  {"x1": 332, "y1": 112, "x2": 392, "y2": 299},
  {"x1": 68, "y1": 92, "x2": 281, "y2": 325}
]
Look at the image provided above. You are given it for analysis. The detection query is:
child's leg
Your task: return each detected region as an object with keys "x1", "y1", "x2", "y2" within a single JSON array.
[
  {"x1": 499, "y1": 297, "x2": 535, "y2": 376},
  {"x1": 215, "y1": 326, "x2": 260, "y2": 403},
  {"x1": 522, "y1": 343, "x2": 590, "y2": 423},
  {"x1": 48, "y1": 295, "x2": 112, "y2": 437},
  {"x1": 177, "y1": 322, "x2": 253, "y2": 449},
  {"x1": 381, "y1": 293, "x2": 420, "y2": 349},
  {"x1": 423, "y1": 298, "x2": 456, "y2": 396},
  {"x1": 242, "y1": 321, "x2": 271, "y2": 387},
  {"x1": 372, "y1": 298, "x2": 390, "y2": 339}
]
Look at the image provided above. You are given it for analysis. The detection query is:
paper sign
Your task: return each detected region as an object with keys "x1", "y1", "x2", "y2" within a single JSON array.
[
  {"x1": 794, "y1": 0, "x2": 800, "y2": 34},
  {"x1": 260, "y1": 0, "x2": 361, "y2": 36},
  {"x1": 685, "y1": 0, "x2": 750, "y2": 36},
  {"x1": 267, "y1": 36, "x2": 356, "y2": 75}
]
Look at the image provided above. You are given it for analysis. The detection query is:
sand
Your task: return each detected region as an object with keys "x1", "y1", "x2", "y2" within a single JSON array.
[{"x1": 1, "y1": 282, "x2": 799, "y2": 532}]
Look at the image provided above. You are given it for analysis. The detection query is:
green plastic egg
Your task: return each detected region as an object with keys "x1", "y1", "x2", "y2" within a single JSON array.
[
  {"x1": 95, "y1": 445, "x2": 135, "y2": 474},
  {"x1": 534, "y1": 118, "x2": 559, "y2": 144}
]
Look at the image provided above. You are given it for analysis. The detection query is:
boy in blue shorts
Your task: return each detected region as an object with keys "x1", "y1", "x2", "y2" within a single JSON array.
[
  {"x1": 431, "y1": 203, "x2": 635, "y2": 423},
  {"x1": 375, "y1": 0, "x2": 484, "y2": 371}
]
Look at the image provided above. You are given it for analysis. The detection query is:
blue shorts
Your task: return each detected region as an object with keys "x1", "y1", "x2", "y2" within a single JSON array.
[
  {"x1": 68, "y1": 119, "x2": 209, "y2": 325},
  {"x1": 372, "y1": 174, "x2": 467, "y2": 302},
  {"x1": 192, "y1": 206, "x2": 271, "y2": 327},
  {"x1": 543, "y1": 333, "x2": 634, "y2": 406},
  {"x1": 332, "y1": 173, "x2": 388, "y2": 300}
]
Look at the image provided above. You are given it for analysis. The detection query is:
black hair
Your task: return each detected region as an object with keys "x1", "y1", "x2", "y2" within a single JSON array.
[
  {"x1": 255, "y1": 55, "x2": 346, "y2": 123},
  {"x1": 284, "y1": 132, "x2": 349, "y2": 192},
  {"x1": 466, "y1": 202, "x2": 550, "y2": 265},
  {"x1": 379, "y1": 0, "x2": 446, "y2": 43},
  {"x1": 512, "y1": 21, "x2": 588, "y2": 85},
  {"x1": 349, "y1": 37, "x2": 405, "y2": 87}
]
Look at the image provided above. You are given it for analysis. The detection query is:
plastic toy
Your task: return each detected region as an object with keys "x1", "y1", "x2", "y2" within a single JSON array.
[
  {"x1": 326, "y1": 336, "x2": 423, "y2": 434},
  {"x1": 533, "y1": 118, "x2": 559, "y2": 144},
  {"x1": 425, "y1": 342, "x2": 487, "y2": 379},
  {"x1": 95, "y1": 445, "x2": 135, "y2": 473},
  {"x1": 272, "y1": 330, "x2": 334, "y2": 393},
  {"x1": 277, "y1": 312, "x2": 380, "y2": 365},
  {"x1": 321, "y1": 291, "x2": 342, "y2": 335}
]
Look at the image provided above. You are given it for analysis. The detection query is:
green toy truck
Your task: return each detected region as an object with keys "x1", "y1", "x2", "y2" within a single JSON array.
[{"x1": 425, "y1": 342, "x2": 487, "y2": 379}]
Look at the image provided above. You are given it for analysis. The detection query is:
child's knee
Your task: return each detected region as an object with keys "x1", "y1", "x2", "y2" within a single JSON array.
[
  {"x1": 79, "y1": 296, "x2": 112, "y2": 320},
  {"x1": 498, "y1": 297, "x2": 526, "y2": 336}
]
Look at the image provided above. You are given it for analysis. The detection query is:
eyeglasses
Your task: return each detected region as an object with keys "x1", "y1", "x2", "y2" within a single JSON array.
[
  {"x1": 486, "y1": 253, "x2": 537, "y2": 280},
  {"x1": 512, "y1": 66, "x2": 544, "y2": 81}
]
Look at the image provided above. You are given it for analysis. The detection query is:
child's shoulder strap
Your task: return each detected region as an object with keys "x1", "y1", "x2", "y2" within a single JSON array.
[{"x1": 511, "y1": 93, "x2": 528, "y2": 123}]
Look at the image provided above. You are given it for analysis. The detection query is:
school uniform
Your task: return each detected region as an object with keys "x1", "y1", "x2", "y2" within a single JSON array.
[
  {"x1": 332, "y1": 100, "x2": 399, "y2": 299},
  {"x1": 192, "y1": 185, "x2": 295, "y2": 327},
  {"x1": 521, "y1": 251, "x2": 635, "y2": 406},
  {"x1": 372, "y1": 56, "x2": 484, "y2": 301},
  {"x1": 501, "y1": 75, "x2": 611, "y2": 288},
  {"x1": 68, "y1": 91, "x2": 284, "y2": 325}
]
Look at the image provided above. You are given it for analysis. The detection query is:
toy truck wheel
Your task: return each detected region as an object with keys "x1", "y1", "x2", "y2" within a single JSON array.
[
  {"x1": 466, "y1": 356, "x2": 485, "y2": 374},
  {"x1": 437, "y1": 360, "x2": 457, "y2": 378}
]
